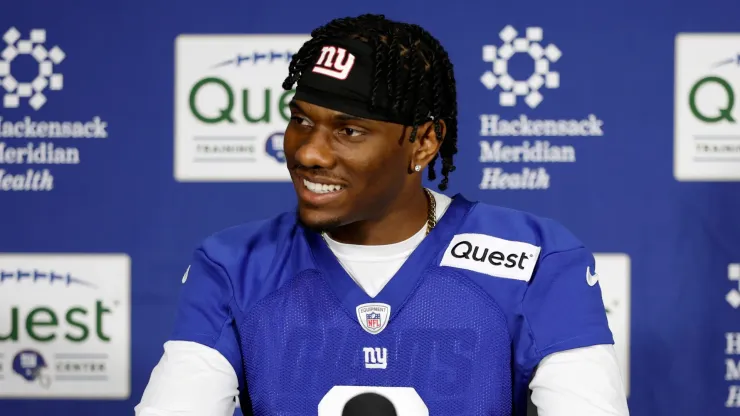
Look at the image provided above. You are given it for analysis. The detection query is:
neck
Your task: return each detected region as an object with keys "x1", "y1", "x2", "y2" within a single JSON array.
[{"x1": 327, "y1": 187, "x2": 430, "y2": 246}]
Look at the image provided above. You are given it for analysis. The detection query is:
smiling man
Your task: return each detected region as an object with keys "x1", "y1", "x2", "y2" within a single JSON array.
[{"x1": 136, "y1": 14, "x2": 629, "y2": 416}]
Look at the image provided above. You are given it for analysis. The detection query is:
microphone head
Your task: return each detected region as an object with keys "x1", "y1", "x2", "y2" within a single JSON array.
[{"x1": 341, "y1": 392, "x2": 398, "y2": 416}]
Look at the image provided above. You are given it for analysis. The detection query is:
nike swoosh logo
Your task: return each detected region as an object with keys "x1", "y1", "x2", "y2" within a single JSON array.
[
  {"x1": 586, "y1": 266, "x2": 599, "y2": 286},
  {"x1": 182, "y1": 265, "x2": 191, "y2": 284}
]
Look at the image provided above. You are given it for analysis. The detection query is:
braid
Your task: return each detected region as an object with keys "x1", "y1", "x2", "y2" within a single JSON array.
[
  {"x1": 387, "y1": 32, "x2": 402, "y2": 115},
  {"x1": 283, "y1": 14, "x2": 458, "y2": 191},
  {"x1": 422, "y1": 31, "x2": 458, "y2": 191},
  {"x1": 369, "y1": 36, "x2": 386, "y2": 111}
]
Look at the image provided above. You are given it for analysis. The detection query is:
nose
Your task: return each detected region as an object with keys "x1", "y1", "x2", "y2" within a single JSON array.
[{"x1": 294, "y1": 128, "x2": 335, "y2": 169}]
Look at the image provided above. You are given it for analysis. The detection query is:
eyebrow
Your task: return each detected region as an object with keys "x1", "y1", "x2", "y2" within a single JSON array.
[
  {"x1": 288, "y1": 100, "x2": 303, "y2": 113},
  {"x1": 289, "y1": 100, "x2": 369, "y2": 123}
]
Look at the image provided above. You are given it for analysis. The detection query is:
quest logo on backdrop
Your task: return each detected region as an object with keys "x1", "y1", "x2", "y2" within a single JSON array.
[
  {"x1": 0, "y1": 254, "x2": 130, "y2": 399},
  {"x1": 174, "y1": 34, "x2": 310, "y2": 182},
  {"x1": 674, "y1": 33, "x2": 740, "y2": 181}
]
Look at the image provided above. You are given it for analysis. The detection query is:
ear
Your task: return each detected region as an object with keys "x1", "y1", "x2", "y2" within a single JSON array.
[{"x1": 410, "y1": 119, "x2": 446, "y2": 172}]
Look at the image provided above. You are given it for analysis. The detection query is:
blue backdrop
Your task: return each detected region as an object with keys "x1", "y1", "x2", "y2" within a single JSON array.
[{"x1": 1, "y1": 0, "x2": 739, "y2": 415}]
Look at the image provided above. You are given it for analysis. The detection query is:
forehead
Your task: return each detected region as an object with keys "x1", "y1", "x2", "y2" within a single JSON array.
[
  {"x1": 290, "y1": 99, "x2": 401, "y2": 129},
  {"x1": 289, "y1": 100, "x2": 349, "y2": 118}
]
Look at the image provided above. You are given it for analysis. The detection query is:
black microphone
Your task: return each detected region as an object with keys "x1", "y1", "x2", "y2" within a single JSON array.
[{"x1": 341, "y1": 392, "x2": 398, "y2": 416}]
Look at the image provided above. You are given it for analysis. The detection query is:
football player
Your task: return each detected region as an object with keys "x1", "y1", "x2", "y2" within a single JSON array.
[{"x1": 136, "y1": 14, "x2": 629, "y2": 416}]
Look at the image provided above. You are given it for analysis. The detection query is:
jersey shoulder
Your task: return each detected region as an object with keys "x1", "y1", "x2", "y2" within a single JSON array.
[
  {"x1": 437, "y1": 198, "x2": 590, "y2": 286},
  {"x1": 199, "y1": 210, "x2": 301, "y2": 264},
  {"x1": 196, "y1": 211, "x2": 311, "y2": 310},
  {"x1": 464, "y1": 200, "x2": 586, "y2": 255}
]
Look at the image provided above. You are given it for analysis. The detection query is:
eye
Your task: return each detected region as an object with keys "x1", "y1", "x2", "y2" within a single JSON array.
[
  {"x1": 339, "y1": 127, "x2": 363, "y2": 137},
  {"x1": 290, "y1": 115, "x2": 311, "y2": 126}
]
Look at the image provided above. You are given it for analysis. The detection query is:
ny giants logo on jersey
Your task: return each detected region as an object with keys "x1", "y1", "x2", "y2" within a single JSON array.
[
  {"x1": 312, "y1": 46, "x2": 356, "y2": 80},
  {"x1": 356, "y1": 303, "x2": 390, "y2": 335},
  {"x1": 363, "y1": 347, "x2": 388, "y2": 369},
  {"x1": 441, "y1": 233, "x2": 542, "y2": 282}
]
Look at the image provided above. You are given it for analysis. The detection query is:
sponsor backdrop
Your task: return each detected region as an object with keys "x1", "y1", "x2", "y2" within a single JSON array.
[{"x1": 0, "y1": 0, "x2": 738, "y2": 415}]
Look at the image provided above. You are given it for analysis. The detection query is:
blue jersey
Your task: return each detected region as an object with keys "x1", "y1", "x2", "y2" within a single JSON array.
[{"x1": 170, "y1": 194, "x2": 613, "y2": 416}]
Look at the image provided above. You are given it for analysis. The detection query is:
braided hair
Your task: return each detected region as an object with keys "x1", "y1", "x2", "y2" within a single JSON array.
[{"x1": 282, "y1": 14, "x2": 458, "y2": 191}]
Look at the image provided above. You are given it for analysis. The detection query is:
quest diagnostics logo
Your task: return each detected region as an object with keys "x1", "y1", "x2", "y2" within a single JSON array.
[
  {"x1": 174, "y1": 34, "x2": 309, "y2": 182},
  {"x1": 689, "y1": 75, "x2": 735, "y2": 124},
  {"x1": 675, "y1": 33, "x2": 740, "y2": 181},
  {"x1": 0, "y1": 254, "x2": 130, "y2": 399},
  {"x1": 440, "y1": 233, "x2": 541, "y2": 282}
]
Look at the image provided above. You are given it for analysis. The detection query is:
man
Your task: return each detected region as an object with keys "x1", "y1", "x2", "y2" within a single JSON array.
[{"x1": 136, "y1": 14, "x2": 629, "y2": 416}]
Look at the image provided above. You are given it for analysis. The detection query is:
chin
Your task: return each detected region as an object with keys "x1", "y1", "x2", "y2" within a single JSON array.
[{"x1": 297, "y1": 207, "x2": 344, "y2": 234}]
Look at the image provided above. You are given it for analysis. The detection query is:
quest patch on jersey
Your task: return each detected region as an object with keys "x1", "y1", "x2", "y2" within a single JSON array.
[
  {"x1": 356, "y1": 303, "x2": 390, "y2": 335},
  {"x1": 440, "y1": 233, "x2": 541, "y2": 282}
]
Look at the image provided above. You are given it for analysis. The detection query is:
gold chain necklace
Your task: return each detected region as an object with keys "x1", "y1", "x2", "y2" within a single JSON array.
[{"x1": 423, "y1": 188, "x2": 437, "y2": 236}]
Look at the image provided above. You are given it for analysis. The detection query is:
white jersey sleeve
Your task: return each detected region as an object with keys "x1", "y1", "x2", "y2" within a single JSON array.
[
  {"x1": 529, "y1": 344, "x2": 630, "y2": 415},
  {"x1": 135, "y1": 340, "x2": 239, "y2": 416}
]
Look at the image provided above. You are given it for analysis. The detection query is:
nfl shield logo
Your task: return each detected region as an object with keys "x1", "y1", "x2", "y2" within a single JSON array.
[
  {"x1": 356, "y1": 303, "x2": 391, "y2": 335},
  {"x1": 366, "y1": 312, "x2": 381, "y2": 329}
]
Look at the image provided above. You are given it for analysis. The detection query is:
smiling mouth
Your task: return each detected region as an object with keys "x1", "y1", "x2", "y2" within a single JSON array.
[{"x1": 302, "y1": 178, "x2": 345, "y2": 194}]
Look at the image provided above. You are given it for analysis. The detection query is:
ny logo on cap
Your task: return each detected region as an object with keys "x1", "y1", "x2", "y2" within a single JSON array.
[{"x1": 312, "y1": 46, "x2": 355, "y2": 80}]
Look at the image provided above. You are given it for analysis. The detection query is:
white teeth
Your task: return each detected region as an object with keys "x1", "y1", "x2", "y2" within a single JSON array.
[{"x1": 303, "y1": 179, "x2": 344, "y2": 194}]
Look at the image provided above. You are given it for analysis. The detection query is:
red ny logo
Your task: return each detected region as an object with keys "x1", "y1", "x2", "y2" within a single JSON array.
[{"x1": 312, "y1": 46, "x2": 356, "y2": 80}]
